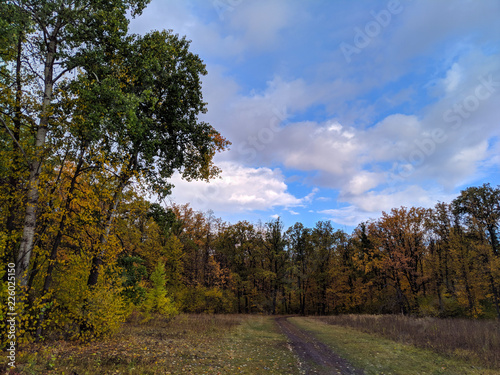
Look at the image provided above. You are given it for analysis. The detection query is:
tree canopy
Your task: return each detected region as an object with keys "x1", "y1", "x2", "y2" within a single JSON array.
[{"x1": 0, "y1": 0, "x2": 229, "y2": 342}]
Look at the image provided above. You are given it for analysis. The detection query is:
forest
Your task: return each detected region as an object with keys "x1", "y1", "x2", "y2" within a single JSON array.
[{"x1": 1, "y1": 0, "x2": 500, "y2": 349}]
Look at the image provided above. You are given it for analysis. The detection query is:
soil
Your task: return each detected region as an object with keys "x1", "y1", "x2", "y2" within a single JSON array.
[{"x1": 275, "y1": 316, "x2": 365, "y2": 375}]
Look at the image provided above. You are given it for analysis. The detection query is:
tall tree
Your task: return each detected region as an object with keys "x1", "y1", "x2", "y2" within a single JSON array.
[
  {"x1": 85, "y1": 30, "x2": 230, "y2": 288},
  {"x1": 453, "y1": 184, "x2": 500, "y2": 318},
  {"x1": 311, "y1": 221, "x2": 337, "y2": 314},
  {"x1": 263, "y1": 218, "x2": 287, "y2": 314},
  {"x1": 286, "y1": 222, "x2": 313, "y2": 315},
  {"x1": 3, "y1": 0, "x2": 150, "y2": 286},
  {"x1": 453, "y1": 184, "x2": 500, "y2": 256},
  {"x1": 368, "y1": 207, "x2": 428, "y2": 314}
]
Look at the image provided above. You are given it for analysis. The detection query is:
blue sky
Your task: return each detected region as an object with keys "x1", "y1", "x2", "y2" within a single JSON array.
[{"x1": 129, "y1": 0, "x2": 500, "y2": 231}]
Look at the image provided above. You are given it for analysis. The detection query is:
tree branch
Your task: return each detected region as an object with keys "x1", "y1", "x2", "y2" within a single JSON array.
[
  {"x1": 54, "y1": 66, "x2": 74, "y2": 83},
  {"x1": 0, "y1": 115, "x2": 30, "y2": 166}
]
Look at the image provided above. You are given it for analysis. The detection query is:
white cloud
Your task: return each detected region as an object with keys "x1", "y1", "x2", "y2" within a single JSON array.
[
  {"x1": 280, "y1": 121, "x2": 361, "y2": 178},
  {"x1": 346, "y1": 172, "x2": 382, "y2": 196},
  {"x1": 201, "y1": 60, "x2": 499, "y2": 222},
  {"x1": 348, "y1": 186, "x2": 436, "y2": 213},
  {"x1": 130, "y1": 0, "x2": 500, "y2": 228},
  {"x1": 319, "y1": 206, "x2": 373, "y2": 228},
  {"x1": 321, "y1": 186, "x2": 456, "y2": 227},
  {"x1": 230, "y1": 0, "x2": 293, "y2": 50},
  {"x1": 303, "y1": 188, "x2": 319, "y2": 203},
  {"x1": 440, "y1": 141, "x2": 489, "y2": 186},
  {"x1": 168, "y1": 162, "x2": 302, "y2": 213},
  {"x1": 443, "y1": 63, "x2": 462, "y2": 94}
]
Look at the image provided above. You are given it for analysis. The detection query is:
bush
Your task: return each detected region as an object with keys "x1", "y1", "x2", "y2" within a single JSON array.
[
  {"x1": 118, "y1": 255, "x2": 148, "y2": 305},
  {"x1": 48, "y1": 255, "x2": 128, "y2": 341},
  {"x1": 178, "y1": 286, "x2": 234, "y2": 314}
]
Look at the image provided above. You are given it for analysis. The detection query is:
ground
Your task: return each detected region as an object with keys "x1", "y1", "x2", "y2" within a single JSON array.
[
  {"x1": 275, "y1": 316, "x2": 364, "y2": 374},
  {"x1": 3, "y1": 314, "x2": 499, "y2": 374}
]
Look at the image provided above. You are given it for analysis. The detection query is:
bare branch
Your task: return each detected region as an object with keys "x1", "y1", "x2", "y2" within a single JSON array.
[{"x1": 0, "y1": 115, "x2": 30, "y2": 166}]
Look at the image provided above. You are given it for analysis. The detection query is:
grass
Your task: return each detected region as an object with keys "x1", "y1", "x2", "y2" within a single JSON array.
[
  {"x1": 290, "y1": 317, "x2": 499, "y2": 375},
  {"x1": 6, "y1": 313, "x2": 299, "y2": 375},
  {"x1": 5, "y1": 313, "x2": 499, "y2": 374},
  {"x1": 314, "y1": 314, "x2": 500, "y2": 369},
  {"x1": 219, "y1": 316, "x2": 299, "y2": 374}
]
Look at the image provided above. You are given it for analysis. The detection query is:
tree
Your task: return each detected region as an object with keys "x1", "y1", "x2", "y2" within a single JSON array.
[
  {"x1": 263, "y1": 218, "x2": 287, "y2": 314},
  {"x1": 142, "y1": 262, "x2": 177, "y2": 319},
  {"x1": 118, "y1": 255, "x2": 148, "y2": 306},
  {"x1": 286, "y1": 222, "x2": 313, "y2": 315},
  {"x1": 453, "y1": 184, "x2": 500, "y2": 318},
  {"x1": 425, "y1": 202, "x2": 457, "y2": 316},
  {"x1": 85, "y1": 30, "x2": 230, "y2": 288},
  {"x1": 453, "y1": 183, "x2": 500, "y2": 256},
  {"x1": 2, "y1": 0, "x2": 150, "y2": 286},
  {"x1": 367, "y1": 207, "x2": 428, "y2": 314},
  {"x1": 310, "y1": 221, "x2": 337, "y2": 314},
  {"x1": 217, "y1": 221, "x2": 261, "y2": 313}
]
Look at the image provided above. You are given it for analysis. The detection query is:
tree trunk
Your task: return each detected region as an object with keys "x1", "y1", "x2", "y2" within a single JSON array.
[
  {"x1": 16, "y1": 38, "x2": 57, "y2": 286},
  {"x1": 488, "y1": 225, "x2": 499, "y2": 256},
  {"x1": 87, "y1": 155, "x2": 135, "y2": 288},
  {"x1": 2, "y1": 32, "x2": 24, "y2": 272},
  {"x1": 35, "y1": 153, "x2": 85, "y2": 340},
  {"x1": 237, "y1": 286, "x2": 241, "y2": 314}
]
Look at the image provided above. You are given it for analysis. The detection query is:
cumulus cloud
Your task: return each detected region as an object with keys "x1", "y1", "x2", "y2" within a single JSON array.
[
  {"x1": 168, "y1": 162, "x2": 303, "y2": 213},
  {"x1": 345, "y1": 172, "x2": 382, "y2": 196},
  {"x1": 320, "y1": 186, "x2": 456, "y2": 226},
  {"x1": 130, "y1": 0, "x2": 500, "y2": 227},
  {"x1": 319, "y1": 206, "x2": 373, "y2": 228}
]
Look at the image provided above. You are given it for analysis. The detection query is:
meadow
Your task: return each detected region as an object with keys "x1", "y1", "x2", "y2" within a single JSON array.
[
  {"x1": 7, "y1": 314, "x2": 298, "y2": 375},
  {"x1": 4, "y1": 313, "x2": 499, "y2": 375},
  {"x1": 314, "y1": 314, "x2": 500, "y2": 369}
]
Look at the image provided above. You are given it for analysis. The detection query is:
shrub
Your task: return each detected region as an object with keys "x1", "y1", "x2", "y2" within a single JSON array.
[
  {"x1": 178, "y1": 286, "x2": 234, "y2": 313},
  {"x1": 48, "y1": 254, "x2": 128, "y2": 341}
]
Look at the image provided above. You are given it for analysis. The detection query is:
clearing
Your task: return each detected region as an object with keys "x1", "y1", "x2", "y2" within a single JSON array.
[{"x1": 5, "y1": 314, "x2": 499, "y2": 374}]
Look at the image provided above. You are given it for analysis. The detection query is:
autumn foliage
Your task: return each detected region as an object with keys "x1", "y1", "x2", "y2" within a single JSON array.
[{"x1": 1, "y1": 0, "x2": 499, "y2": 350}]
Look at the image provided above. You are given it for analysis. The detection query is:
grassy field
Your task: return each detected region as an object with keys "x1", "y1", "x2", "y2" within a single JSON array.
[
  {"x1": 290, "y1": 317, "x2": 499, "y2": 375},
  {"x1": 8, "y1": 313, "x2": 299, "y2": 375},
  {"x1": 314, "y1": 314, "x2": 500, "y2": 369},
  {"x1": 4, "y1": 314, "x2": 500, "y2": 374}
]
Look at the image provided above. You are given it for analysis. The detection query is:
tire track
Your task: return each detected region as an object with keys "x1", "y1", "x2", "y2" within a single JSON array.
[{"x1": 275, "y1": 317, "x2": 365, "y2": 375}]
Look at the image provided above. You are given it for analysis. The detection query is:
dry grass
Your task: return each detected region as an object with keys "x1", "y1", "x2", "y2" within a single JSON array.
[
  {"x1": 314, "y1": 314, "x2": 500, "y2": 369},
  {"x1": 5, "y1": 313, "x2": 298, "y2": 374},
  {"x1": 8, "y1": 313, "x2": 245, "y2": 374}
]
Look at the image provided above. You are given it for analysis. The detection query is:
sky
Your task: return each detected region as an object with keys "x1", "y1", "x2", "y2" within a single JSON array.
[{"x1": 129, "y1": 0, "x2": 500, "y2": 232}]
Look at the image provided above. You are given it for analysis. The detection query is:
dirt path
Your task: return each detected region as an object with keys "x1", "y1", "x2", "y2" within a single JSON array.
[{"x1": 275, "y1": 317, "x2": 365, "y2": 375}]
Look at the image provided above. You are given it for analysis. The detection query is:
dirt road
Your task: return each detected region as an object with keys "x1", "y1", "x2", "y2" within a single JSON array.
[{"x1": 275, "y1": 317, "x2": 365, "y2": 375}]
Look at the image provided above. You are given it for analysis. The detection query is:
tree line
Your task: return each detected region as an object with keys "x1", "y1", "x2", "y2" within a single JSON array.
[{"x1": 141, "y1": 184, "x2": 499, "y2": 321}]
